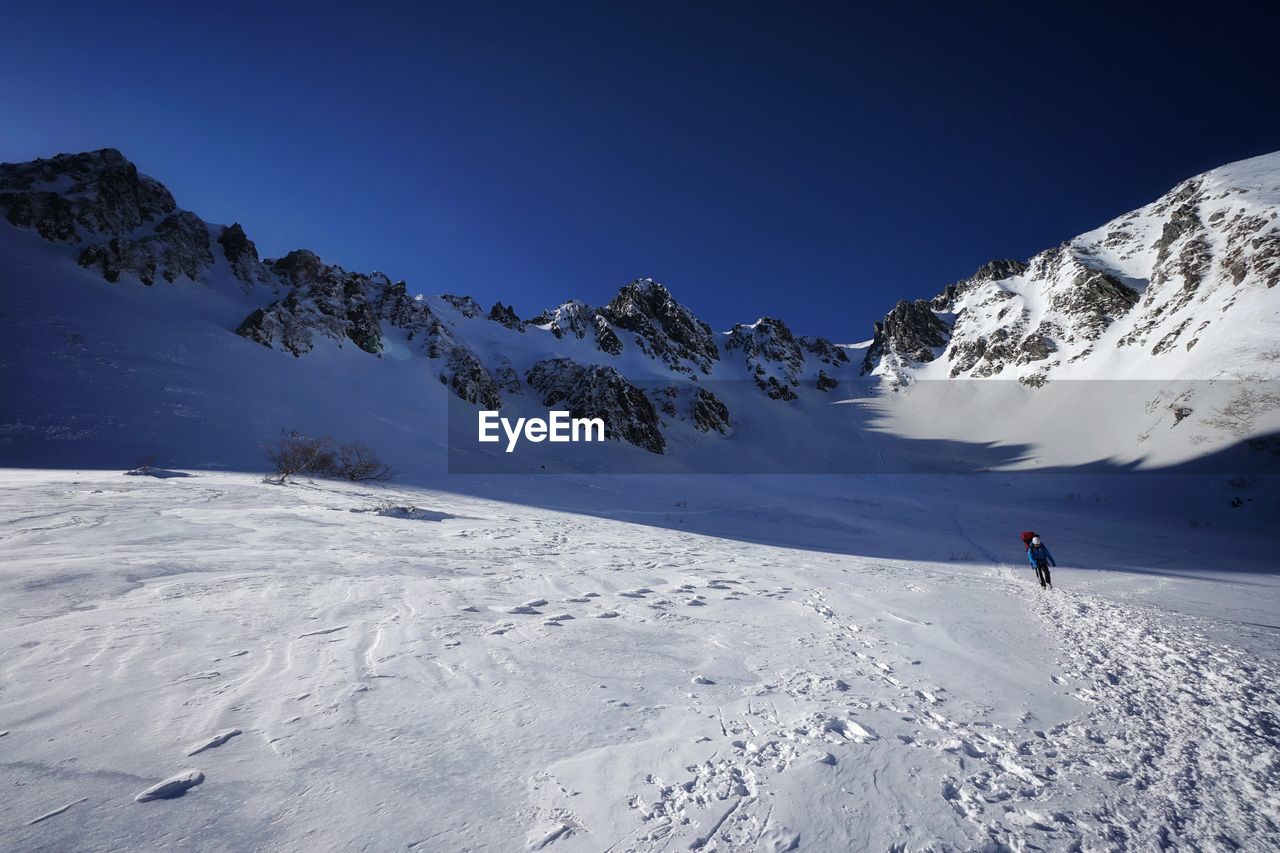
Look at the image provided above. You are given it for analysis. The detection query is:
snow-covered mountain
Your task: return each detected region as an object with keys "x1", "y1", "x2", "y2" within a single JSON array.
[
  {"x1": 863, "y1": 153, "x2": 1280, "y2": 384},
  {"x1": 2, "y1": 148, "x2": 1278, "y2": 472},
  {"x1": 4, "y1": 150, "x2": 1280, "y2": 853}
]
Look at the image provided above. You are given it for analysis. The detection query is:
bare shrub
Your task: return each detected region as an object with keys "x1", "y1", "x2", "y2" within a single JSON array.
[
  {"x1": 1204, "y1": 387, "x2": 1280, "y2": 438},
  {"x1": 265, "y1": 433, "x2": 393, "y2": 483},
  {"x1": 264, "y1": 432, "x2": 338, "y2": 484},
  {"x1": 337, "y1": 441, "x2": 394, "y2": 482}
]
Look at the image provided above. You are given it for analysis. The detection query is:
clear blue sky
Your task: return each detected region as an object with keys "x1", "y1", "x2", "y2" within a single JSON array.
[{"x1": 4, "y1": 1, "x2": 1276, "y2": 339}]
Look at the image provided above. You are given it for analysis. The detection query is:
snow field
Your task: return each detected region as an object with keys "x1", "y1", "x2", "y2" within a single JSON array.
[{"x1": 1, "y1": 470, "x2": 1276, "y2": 850}]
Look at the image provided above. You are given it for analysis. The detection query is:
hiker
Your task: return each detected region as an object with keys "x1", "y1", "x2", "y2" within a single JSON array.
[{"x1": 1020, "y1": 532, "x2": 1056, "y2": 589}]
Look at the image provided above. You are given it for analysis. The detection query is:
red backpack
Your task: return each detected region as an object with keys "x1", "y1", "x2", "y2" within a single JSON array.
[{"x1": 1020, "y1": 531, "x2": 1037, "y2": 551}]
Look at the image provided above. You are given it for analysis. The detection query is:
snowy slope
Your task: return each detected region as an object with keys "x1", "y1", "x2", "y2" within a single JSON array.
[{"x1": 1, "y1": 470, "x2": 1277, "y2": 851}]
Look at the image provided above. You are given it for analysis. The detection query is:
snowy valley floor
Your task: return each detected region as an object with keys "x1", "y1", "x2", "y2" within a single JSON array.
[{"x1": 1, "y1": 470, "x2": 1278, "y2": 851}]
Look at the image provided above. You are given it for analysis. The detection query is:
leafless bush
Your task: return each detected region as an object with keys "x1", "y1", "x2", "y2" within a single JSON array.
[
  {"x1": 265, "y1": 432, "x2": 392, "y2": 483},
  {"x1": 264, "y1": 433, "x2": 338, "y2": 483},
  {"x1": 337, "y1": 441, "x2": 394, "y2": 482},
  {"x1": 1204, "y1": 387, "x2": 1280, "y2": 438}
]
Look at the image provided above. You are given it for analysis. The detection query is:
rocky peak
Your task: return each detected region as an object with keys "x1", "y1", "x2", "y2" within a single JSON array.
[
  {"x1": 530, "y1": 299, "x2": 598, "y2": 339},
  {"x1": 725, "y1": 317, "x2": 805, "y2": 398},
  {"x1": 217, "y1": 223, "x2": 275, "y2": 290},
  {"x1": 0, "y1": 148, "x2": 176, "y2": 242},
  {"x1": 599, "y1": 279, "x2": 719, "y2": 374},
  {"x1": 861, "y1": 299, "x2": 951, "y2": 375},
  {"x1": 489, "y1": 302, "x2": 525, "y2": 331},
  {"x1": 441, "y1": 294, "x2": 485, "y2": 318},
  {"x1": 529, "y1": 299, "x2": 623, "y2": 356}
]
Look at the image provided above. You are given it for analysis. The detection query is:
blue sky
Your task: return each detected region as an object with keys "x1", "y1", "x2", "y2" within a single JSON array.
[{"x1": 4, "y1": 1, "x2": 1277, "y2": 339}]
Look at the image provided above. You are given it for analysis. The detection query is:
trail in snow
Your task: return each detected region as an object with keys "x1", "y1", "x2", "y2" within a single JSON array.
[
  {"x1": 0, "y1": 471, "x2": 1275, "y2": 851},
  {"x1": 1027, "y1": 573, "x2": 1280, "y2": 848}
]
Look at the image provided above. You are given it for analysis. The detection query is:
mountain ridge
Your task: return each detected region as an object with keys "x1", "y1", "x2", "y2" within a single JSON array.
[{"x1": 2, "y1": 147, "x2": 1278, "y2": 464}]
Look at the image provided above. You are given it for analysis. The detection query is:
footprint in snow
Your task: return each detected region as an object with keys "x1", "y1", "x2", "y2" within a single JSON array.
[
  {"x1": 691, "y1": 675, "x2": 715, "y2": 685},
  {"x1": 618, "y1": 588, "x2": 652, "y2": 598},
  {"x1": 595, "y1": 611, "x2": 620, "y2": 619},
  {"x1": 135, "y1": 769, "x2": 204, "y2": 802},
  {"x1": 185, "y1": 728, "x2": 242, "y2": 756}
]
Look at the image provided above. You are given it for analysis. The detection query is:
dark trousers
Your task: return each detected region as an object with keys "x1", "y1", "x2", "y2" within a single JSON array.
[{"x1": 1035, "y1": 559, "x2": 1052, "y2": 587}]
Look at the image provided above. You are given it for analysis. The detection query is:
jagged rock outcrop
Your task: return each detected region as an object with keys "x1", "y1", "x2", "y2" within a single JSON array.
[
  {"x1": 526, "y1": 358, "x2": 664, "y2": 453},
  {"x1": 599, "y1": 279, "x2": 719, "y2": 374},
  {"x1": 530, "y1": 300, "x2": 597, "y2": 339},
  {"x1": 77, "y1": 211, "x2": 213, "y2": 286},
  {"x1": 863, "y1": 152, "x2": 1280, "y2": 382},
  {"x1": 692, "y1": 388, "x2": 731, "y2": 433},
  {"x1": 441, "y1": 294, "x2": 484, "y2": 318},
  {"x1": 217, "y1": 223, "x2": 275, "y2": 290},
  {"x1": 799, "y1": 335, "x2": 850, "y2": 366},
  {"x1": 443, "y1": 347, "x2": 502, "y2": 409},
  {"x1": 236, "y1": 250, "x2": 392, "y2": 356},
  {"x1": 529, "y1": 299, "x2": 624, "y2": 356},
  {"x1": 489, "y1": 302, "x2": 525, "y2": 332},
  {"x1": 861, "y1": 300, "x2": 951, "y2": 374},
  {"x1": 725, "y1": 317, "x2": 805, "y2": 398},
  {"x1": 816, "y1": 370, "x2": 839, "y2": 391},
  {"x1": 650, "y1": 385, "x2": 732, "y2": 434},
  {"x1": 0, "y1": 148, "x2": 176, "y2": 242}
]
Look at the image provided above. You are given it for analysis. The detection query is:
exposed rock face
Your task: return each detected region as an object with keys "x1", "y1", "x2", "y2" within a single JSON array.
[
  {"x1": 600, "y1": 279, "x2": 719, "y2": 374},
  {"x1": 526, "y1": 358, "x2": 664, "y2": 453},
  {"x1": 861, "y1": 300, "x2": 951, "y2": 374},
  {"x1": 441, "y1": 294, "x2": 484, "y2": 318},
  {"x1": 529, "y1": 299, "x2": 625, "y2": 356},
  {"x1": 0, "y1": 148, "x2": 176, "y2": 242},
  {"x1": 444, "y1": 347, "x2": 502, "y2": 409},
  {"x1": 77, "y1": 211, "x2": 212, "y2": 285},
  {"x1": 863, "y1": 153, "x2": 1280, "y2": 382},
  {"x1": 650, "y1": 385, "x2": 731, "y2": 434},
  {"x1": 529, "y1": 282, "x2": 718, "y2": 370},
  {"x1": 799, "y1": 335, "x2": 850, "y2": 366},
  {"x1": 725, "y1": 317, "x2": 805, "y2": 398},
  {"x1": 816, "y1": 370, "x2": 839, "y2": 391},
  {"x1": 489, "y1": 302, "x2": 525, "y2": 332},
  {"x1": 217, "y1": 223, "x2": 275, "y2": 290},
  {"x1": 1050, "y1": 265, "x2": 1139, "y2": 341},
  {"x1": 692, "y1": 388, "x2": 731, "y2": 433},
  {"x1": 237, "y1": 250, "x2": 393, "y2": 356},
  {"x1": 530, "y1": 299, "x2": 598, "y2": 339}
]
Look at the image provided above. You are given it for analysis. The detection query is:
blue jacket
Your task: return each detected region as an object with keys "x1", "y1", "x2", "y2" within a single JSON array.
[{"x1": 1028, "y1": 543, "x2": 1055, "y2": 567}]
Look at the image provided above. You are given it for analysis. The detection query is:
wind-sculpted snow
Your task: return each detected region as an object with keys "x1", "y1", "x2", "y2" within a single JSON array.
[{"x1": 1, "y1": 471, "x2": 1276, "y2": 849}]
